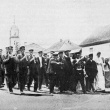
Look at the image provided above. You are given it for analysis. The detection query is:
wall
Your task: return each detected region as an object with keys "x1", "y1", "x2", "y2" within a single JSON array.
[{"x1": 82, "y1": 43, "x2": 110, "y2": 59}]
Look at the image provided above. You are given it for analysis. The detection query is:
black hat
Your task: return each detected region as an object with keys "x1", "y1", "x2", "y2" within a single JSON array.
[
  {"x1": 58, "y1": 51, "x2": 63, "y2": 54},
  {"x1": 38, "y1": 51, "x2": 43, "y2": 54},
  {"x1": 29, "y1": 49, "x2": 34, "y2": 51},
  {"x1": 64, "y1": 50, "x2": 70, "y2": 53},
  {"x1": 43, "y1": 53, "x2": 47, "y2": 56},
  {"x1": 89, "y1": 54, "x2": 93, "y2": 57},
  {"x1": 76, "y1": 52, "x2": 80, "y2": 55},
  {"x1": 20, "y1": 46, "x2": 25, "y2": 50},
  {"x1": 97, "y1": 52, "x2": 101, "y2": 55}
]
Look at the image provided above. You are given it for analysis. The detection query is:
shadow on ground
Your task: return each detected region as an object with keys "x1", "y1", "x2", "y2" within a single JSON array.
[{"x1": 12, "y1": 92, "x2": 54, "y2": 97}]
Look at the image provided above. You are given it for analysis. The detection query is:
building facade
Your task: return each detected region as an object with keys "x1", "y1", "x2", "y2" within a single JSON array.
[
  {"x1": 81, "y1": 43, "x2": 110, "y2": 59},
  {"x1": 80, "y1": 25, "x2": 110, "y2": 59}
]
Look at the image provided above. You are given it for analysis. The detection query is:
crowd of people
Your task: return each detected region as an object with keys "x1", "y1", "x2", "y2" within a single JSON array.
[{"x1": 0, "y1": 45, "x2": 109, "y2": 95}]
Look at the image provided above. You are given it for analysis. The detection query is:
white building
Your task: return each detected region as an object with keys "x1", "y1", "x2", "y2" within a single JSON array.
[
  {"x1": 9, "y1": 22, "x2": 20, "y2": 53},
  {"x1": 80, "y1": 26, "x2": 110, "y2": 59}
]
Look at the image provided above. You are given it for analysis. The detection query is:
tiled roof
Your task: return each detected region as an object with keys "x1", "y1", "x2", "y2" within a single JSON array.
[
  {"x1": 25, "y1": 43, "x2": 45, "y2": 53},
  {"x1": 80, "y1": 25, "x2": 110, "y2": 47},
  {"x1": 45, "y1": 39, "x2": 80, "y2": 53}
]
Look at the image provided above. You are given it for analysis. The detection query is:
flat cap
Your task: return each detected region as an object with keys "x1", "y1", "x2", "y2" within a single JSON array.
[
  {"x1": 89, "y1": 54, "x2": 93, "y2": 57},
  {"x1": 64, "y1": 50, "x2": 70, "y2": 53},
  {"x1": 97, "y1": 52, "x2": 101, "y2": 55},
  {"x1": 29, "y1": 49, "x2": 34, "y2": 51},
  {"x1": 20, "y1": 46, "x2": 25, "y2": 50},
  {"x1": 38, "y1": 51, "x2": 43, "y2": 53},
  {"x1": 58, "y1": 51, "x2": 63, "y2": 54}
]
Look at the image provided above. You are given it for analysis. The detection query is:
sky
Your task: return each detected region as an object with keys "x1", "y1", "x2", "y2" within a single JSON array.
[{"x1": 0, "y1": 0, "x2": 110, "y2": 49}]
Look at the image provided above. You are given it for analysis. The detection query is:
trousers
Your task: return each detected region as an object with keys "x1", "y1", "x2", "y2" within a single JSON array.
[
  {"x1": 27, "y1": 68, "x2": 38, "y2": 91},
  {"x1": 18, "y1": 67, "x2": 27, "y2": 92}
]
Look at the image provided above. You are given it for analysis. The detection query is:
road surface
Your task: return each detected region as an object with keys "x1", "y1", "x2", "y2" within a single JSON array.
[{"x1": 0, "y1": 85, "x2": 110, "y2": 110}]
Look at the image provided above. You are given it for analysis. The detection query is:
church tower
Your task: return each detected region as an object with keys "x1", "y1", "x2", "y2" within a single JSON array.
[{"x1": 9, "y1": 17, "x2": 20, "y2": 53}]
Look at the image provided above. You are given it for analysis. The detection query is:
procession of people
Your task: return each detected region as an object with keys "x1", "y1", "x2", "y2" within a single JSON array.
[{"x1": 0, "y1": 45, "x2": 109, "y2": 95}]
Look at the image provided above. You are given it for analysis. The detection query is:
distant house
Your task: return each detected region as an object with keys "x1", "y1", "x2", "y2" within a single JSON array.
[
  {"x1": 25, "y1": 43, "x2": 45, "y2": 56},
  {"x1": 45, "y1": 39, "x2": 80, "y2": 53},
  {"x1": 80, "y1": 25, "x2": 110, "y2": 58}
]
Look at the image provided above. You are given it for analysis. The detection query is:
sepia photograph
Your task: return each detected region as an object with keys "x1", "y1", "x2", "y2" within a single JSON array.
[{"x1": 0, "y1": 0, "x2": 110, "y2": 110}]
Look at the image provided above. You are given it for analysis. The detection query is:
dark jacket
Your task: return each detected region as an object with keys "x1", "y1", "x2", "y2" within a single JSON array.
[
  {"x1": 4, "y1": 55, "x2": 16, "y2": 74},
  {"x1": 56, "y1": 57, "x2": 65, "y2": 72},
  {"x1": 17, "y1": 54, "x2": 28, "y2": 69},
  {"x1": 85, "y1": 60, "x2": 98, "y2": 77},
  {"x1": 64, "y1": 56, "x2": 73, "y2": 74}
]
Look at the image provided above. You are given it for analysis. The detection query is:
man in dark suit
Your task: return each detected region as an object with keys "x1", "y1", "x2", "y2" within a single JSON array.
[
  {"x1": 43, "y1": 53, "x2": 49, "y2": 87},
  {"x1": 17, "y1": 46, "x2": 28, "y2": 94},
  {"x1": 47, "y1": 52, "x2": 58, "y2": 94},
  {"x1": 36, "y1": 51, "x2": 45, "y2": 90},
  {"x1": 27, "y1": 49, "x2": 38, "y2": 92},
  {"x1": 3, "y1": 46, "x2": 16, "y2": 93},
  {"x1": 57, "y1": 52, "x2": 65, "y2": 93},
  {"x1": 85, "y1": 54, "x2": 98, "y2": 92},
  {"x1": 63, "y1": 50, "x2": 73, "y2": 91}
]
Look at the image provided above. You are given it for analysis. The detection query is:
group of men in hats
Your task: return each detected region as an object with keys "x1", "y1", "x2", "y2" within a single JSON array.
[
  {"x1": 0, "y1": 45, "x2": 99, "y2": 95},
  {"x1": 46, "y1": 50, "x2": 84, "y2": 94},
  {"x1": 0, "y1": 45, "x2": 49, "y2": 94},
  {"x1": 46, "y1": 50, "x2": 98, "y2": 94}
]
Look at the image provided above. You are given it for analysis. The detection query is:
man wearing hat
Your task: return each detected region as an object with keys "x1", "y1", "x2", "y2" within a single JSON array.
[
  {"x1": 27, "y1": 49, "x2": 38, "y2": 92},
  {"x1": 9, "y1": 46, "x2": 18, "y2": 88},
  {"x1": 17, "y1": 46, "x2": 28, "y2": 94},
  {"x1": 74, "y1": 52, "x2": 86, "y2": 94},
  {"x1": 56, "y1": 51, "x2": 65, "y2": 93},
  {"x1": 47, "y1": 52, "x2": 59, "y2": 94},
  {"x1": 63, "y1": 50, "x2": 73, "y2": 91},
  {"x1": 3, "y1": 46, "x2": 16, "y2": 93},
  {"x1": 43, "y1": 53, "x2": 49, "y2": 87},
  {"x1": 36, "y1": 51, "x2": 45, "y2": 90},
  {"x1": 85, "y1": 54, "x2": 98, "y2": 92}
]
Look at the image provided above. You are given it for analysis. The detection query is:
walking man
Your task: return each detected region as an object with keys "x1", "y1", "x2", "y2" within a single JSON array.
[
  {"x1": 85, "y1": 54, "x2": 98, "y2": 92},
  {"x1": 17, "y1": 46, "x2": 28, "y2": 94},
  {"x1": 36, "y1": 51, "x2": 45, "y2": 90},
  {"x1": 3, "y1": 46, "x2": 16, "y2": 93},
  {"x1": 27, "y1": 49, "x2": 38, "y2": 92}
]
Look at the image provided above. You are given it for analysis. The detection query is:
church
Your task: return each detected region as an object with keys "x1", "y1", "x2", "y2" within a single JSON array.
[
  {"x1": 9, "y1": 20, "x2": 20, "y2": 54},
  {"x1": 9, "y1": 19, "x2": 44, "y2": 55}
]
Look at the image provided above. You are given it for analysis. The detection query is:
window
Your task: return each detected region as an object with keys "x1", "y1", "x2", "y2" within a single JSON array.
[{"x1": 89, "y1": 47, "x2": 93, "y2": 53}]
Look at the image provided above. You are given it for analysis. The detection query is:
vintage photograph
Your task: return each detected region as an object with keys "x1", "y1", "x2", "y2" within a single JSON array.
[{"x1": 0, "y1": 0, "x2": 110, "y2": 110}]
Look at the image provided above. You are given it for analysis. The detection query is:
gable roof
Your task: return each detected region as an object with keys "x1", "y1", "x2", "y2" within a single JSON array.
[
  {"x1": 25, "y1": 43, "x2": 45, "y2": 53},
  {"x1": 80, "y1": 25, "x2": 110, "y2": 47},
  {"x1": 45, "y1": 39, "x2": 80, "y2": 53}
]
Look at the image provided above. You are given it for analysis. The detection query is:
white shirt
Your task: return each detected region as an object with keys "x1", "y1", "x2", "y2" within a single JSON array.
[{"x1": 39, "y1": 57, "x2": 42, "y2": 68}]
